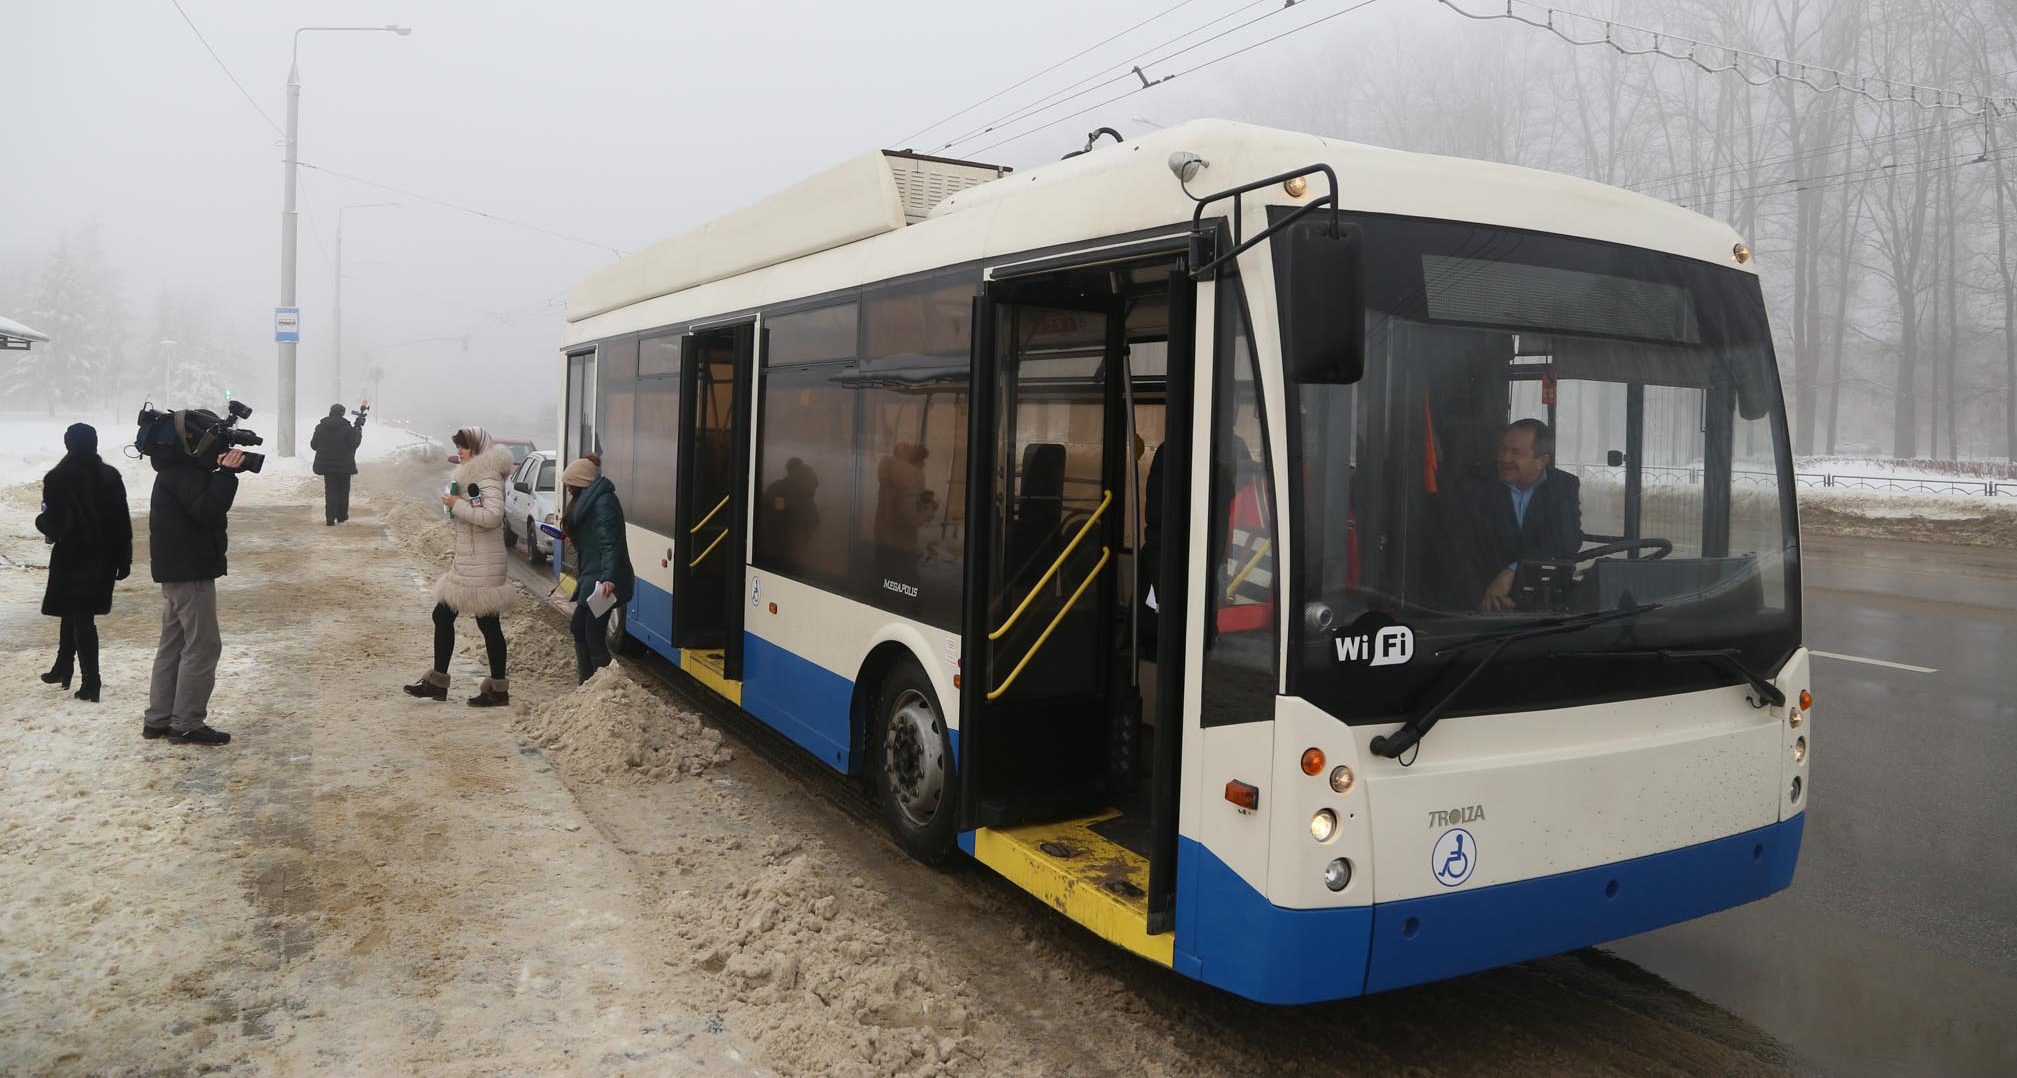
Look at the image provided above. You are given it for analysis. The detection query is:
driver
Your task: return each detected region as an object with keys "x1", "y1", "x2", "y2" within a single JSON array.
[{"x1": 1456, "y1": 419, "x2": 1581, "y2": 611}]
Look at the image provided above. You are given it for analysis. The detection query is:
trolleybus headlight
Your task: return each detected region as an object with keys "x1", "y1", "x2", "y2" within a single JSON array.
[
  {"x1": 1310, "y1": 809, "x2": 1338, "y2": 842},
  {"x1": 1300, "y1": 747, "x2": 1326, "y2": 775},
  {"x1": 1789, "y1": 776, "x2": 1803, "y2": 804},
  {"x1": 1329, "y1": 765, "x2": 1355, "y2": 795},
  {"x1": 1323, "y1": 857, "x2": 1353, "y2": 892},
  {"x1": 1793, "y1": 737, "x2": 1807, "y2": 763}
]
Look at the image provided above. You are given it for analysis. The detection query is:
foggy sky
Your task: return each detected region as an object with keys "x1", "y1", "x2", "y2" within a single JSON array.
[{"x1": 6, "y1": 0, "x2": 1357, "y2": 443}]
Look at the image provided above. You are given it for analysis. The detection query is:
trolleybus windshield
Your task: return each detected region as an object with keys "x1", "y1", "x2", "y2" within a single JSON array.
[{"x1": 1281, "y1": 213, "x2": 1800, "y2": 724}]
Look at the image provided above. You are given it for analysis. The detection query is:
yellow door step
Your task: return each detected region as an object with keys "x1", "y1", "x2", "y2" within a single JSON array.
[
  {"x1": 677, "y1": 648, "x2": 742, "y2": 705},
  {"x1": 973, "y1": 812, "x2": 1172, "y2": 967}
]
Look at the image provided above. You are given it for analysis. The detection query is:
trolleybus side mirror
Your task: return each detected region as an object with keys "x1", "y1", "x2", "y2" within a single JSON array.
[{"x1": 1279, "y1": 219, "x2": 1366, "y2": 385}]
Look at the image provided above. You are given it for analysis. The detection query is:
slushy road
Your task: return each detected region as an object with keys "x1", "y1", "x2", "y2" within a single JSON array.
[{"x1": 1614, "y1": 533, "x2": 2017, "y2": 1076}]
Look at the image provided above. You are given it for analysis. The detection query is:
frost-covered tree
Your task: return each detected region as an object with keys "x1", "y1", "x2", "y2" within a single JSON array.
[
  {"x1": 146, "y1": 287, "x2": 254, "y2": 411},
  {"x1": 3, "y1": 226, "x2": 127, "y2": 414}
]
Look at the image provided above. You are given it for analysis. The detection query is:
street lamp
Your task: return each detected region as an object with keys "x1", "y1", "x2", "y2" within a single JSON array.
[
  {"x1": 333, "y1": 202, "x2": 400, "y2": 406},
  {"x1": 277, "y1": 24, "x2": 412, "y2": 456}
]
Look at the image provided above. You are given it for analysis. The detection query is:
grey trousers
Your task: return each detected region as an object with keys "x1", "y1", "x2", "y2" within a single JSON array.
[{"x1": 144, "y1": 580, "x2": 221, "y2": 734}]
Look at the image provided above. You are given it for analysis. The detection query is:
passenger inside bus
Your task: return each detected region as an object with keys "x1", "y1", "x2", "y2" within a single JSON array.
[{"x1": 1450, "y1": 419, "x2": 1583, "y2": 611}]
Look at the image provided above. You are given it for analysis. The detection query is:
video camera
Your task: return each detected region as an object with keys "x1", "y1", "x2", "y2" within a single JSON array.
[
  {"x1": 350, "y1": 399, "x2": 371, "y2": 421},
  {"x1": 135, "y1": 399, "x2": 265, "y2": 473}
]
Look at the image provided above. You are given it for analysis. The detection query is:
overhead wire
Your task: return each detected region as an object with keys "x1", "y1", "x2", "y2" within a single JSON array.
[
  {"x1": 1433, "y1": 0, "x2": 2017, "y2": 119},
  {"x1": 166, "y1": 0, "x2": 284, "y2": 136},
  {"x1": 932, "y1": 0, "x2": 1280, "y2": 153},
  {"x1": 892, "y1": 0, "x2": 1206, "y2": 148},
  {"x1": 1629, "y1": 118, "x2": 1955, "y2": 193},
  {"x1": 296, "y1": 162, "x2": 628, "y2": 256},
  {"x1": 1680, "y1": 149, "x2": 2017, "y2": 212},
  {"x1": 962, "y1": 0, "x2": 1388, "y2": 159}
]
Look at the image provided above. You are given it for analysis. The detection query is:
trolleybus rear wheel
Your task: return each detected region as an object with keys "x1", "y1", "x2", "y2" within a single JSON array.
[{"x1": 871, "y1": 663, "x2": 957, "y2": 864}]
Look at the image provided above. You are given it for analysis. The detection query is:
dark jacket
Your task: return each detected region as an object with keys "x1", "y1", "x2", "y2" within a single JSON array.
[
  {"x1": 1450, "y1": 468, "x2": 1583, "y2": 606},
  {"x1": 310, "y1": 410, "x2": 365, "y2": 476},
  {"x1": 566, "y1": 476, "x2": 635, "y2": 605},
  {"x1": 149, "y1": 459, "x2": 239, "y2": 583},
  {"x1": 35, "y1": 454, "x2": 132, "y2": 616}
]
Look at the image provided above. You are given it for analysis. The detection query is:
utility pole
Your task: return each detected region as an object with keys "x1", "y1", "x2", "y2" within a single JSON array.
[{"x1": 275, "y1": 24, "x2": 411, "y2": 456}]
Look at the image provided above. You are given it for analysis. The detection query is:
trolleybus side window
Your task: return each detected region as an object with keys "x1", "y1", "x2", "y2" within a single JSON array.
[
  {"x1": 600, "y1": 337, "x2": 638, "y2": 500},
  {"x1": 1200, "y1": 278, "x2": 1279, "y2": 726},
  {"x1": 753, "y1": 302, "x2": 860, "y2": 585},
  {"x1": 857, "y1": 276, "x2": 973, "y2": 629},
  {"x1": 631, "y1": 332, "x2": 684, "y2": 535}
]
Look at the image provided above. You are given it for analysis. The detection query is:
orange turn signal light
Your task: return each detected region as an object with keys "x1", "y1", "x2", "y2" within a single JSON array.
[
  {"x1": 1798, "y1": 689, "x2": 1812, "y2": 711},
  {"x1": 1300, "y1": 747, "x2": 1326, "y2": 776},
  {"x1": 768, "y1": 602, "x2": 778, "y2": 614},
  {"x1": 1224, "y1": 780, "x2": 1259, "y2": 811}
]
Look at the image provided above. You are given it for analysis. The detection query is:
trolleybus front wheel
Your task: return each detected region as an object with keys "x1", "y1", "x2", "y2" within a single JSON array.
[{"x1": 871, "y1": 663, "x2": 958, "y2": 865}]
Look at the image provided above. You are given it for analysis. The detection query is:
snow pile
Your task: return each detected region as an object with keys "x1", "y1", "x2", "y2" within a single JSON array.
[
  {"x1": 492, "y1": 608, "x2": 575, "y2": 680},
  {"x1": 677, "y1": 835, "x2": 981, "y2": 1077},
  {"x1": 1801, "y1": 488, "x2": 2017, "y2": 547},
  {"x1": 517, "y1": 665, "x2": 733, "y2": 781},
  {"x1": 377, "y1": 494, "x2": 456, "y2": 567}
]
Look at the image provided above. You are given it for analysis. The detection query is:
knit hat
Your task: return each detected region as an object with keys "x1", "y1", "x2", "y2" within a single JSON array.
[
  {"x1": 330, "y1": 403, "x2": 346, "y2": 417},
  {"x1": 63, "y1": 423, "x2": 97, "y2": 455},
  {"x1": 561, "y1": 455, "x2": 600, "y2": 489}
]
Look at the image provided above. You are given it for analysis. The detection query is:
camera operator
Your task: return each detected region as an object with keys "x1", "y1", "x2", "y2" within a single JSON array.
[
  {"x1": 311, "y1": 402, "x2": 367, "y2": 526},
  {"x1": 141, "y1": 439, "x2": 248, "y2": 747}
]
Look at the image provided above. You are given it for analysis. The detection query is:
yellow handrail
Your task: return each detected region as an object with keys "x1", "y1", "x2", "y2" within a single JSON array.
[
  {"x1": 689, "y1": 528, "x2": 729, "y2": 569},
  {"x1": 988, "y1": 547, "x2": 1110, "y2": 701},
  {"x1": 1225, "y1": 538, "x2": 1274, "y2": 600},
  {"x1": 690, "y1": 494, "x2": 731, "y2": 535},
  {"x1": 989, "y1": 490, "x2": 1112, "y2": 641}
]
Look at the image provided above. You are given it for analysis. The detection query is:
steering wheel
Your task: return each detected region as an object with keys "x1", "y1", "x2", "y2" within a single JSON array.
[{"x1": 1574, "y1": 537, "x2": 1673, "y2": 562}]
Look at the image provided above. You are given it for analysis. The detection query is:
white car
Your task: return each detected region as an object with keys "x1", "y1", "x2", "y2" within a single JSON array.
[{"x1": 502, "y1": 451, "x2": 559, "y2": 563}]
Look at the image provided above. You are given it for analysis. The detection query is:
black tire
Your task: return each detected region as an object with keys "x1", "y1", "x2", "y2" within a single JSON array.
[
  {"x1": 605, "y1": 599, "x2": 639, "y2": 657},
  {"x1": 527, "y1": 518, "x2": 548, "y2": 564},
  {"x1": 502, "y1": 518, "x2": 518, "y2": 549},
  {"x1": 869, "y1": 661, "x2": 959, "y2": 865}
]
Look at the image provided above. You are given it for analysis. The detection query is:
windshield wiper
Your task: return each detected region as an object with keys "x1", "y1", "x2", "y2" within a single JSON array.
[
  {"x1": 1549, "y1": 648, "x2": 1785, "y2": 709},
  {"x1": 1369, "y1": 603, "x2": 1661, "y2": 760}
]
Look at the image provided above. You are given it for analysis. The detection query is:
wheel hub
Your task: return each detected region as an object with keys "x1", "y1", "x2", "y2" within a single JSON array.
[{"x1": 884, "y1": 689, "x2": 944, "y2": 828}]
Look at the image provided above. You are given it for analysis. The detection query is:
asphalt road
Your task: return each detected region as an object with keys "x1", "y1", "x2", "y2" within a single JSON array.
[
  {"x1": 1611, "y1": 533, "x2": 2017, "y2": 1076},
  {"x1": 416, "y1": 448, "x2": 2015, "y2": 1074}
]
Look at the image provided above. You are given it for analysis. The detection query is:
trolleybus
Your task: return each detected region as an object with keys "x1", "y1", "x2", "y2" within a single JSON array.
[{"x1": 553, "y1": 120, "x2": 1810, "y2": 1003}]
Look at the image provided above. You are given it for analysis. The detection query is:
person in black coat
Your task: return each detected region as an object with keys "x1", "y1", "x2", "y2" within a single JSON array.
[
  {"x1": 310, "y1": 402, "x2": 366, "y2": 525},
  {"x1": 1452, "y1": 419, "x2": 1583, "y2": 611},
  {"x1": 141, "y1": 442, "x2": 246, "y2": 746},
  {"x1": 34, "y1": 423, "x2": 133, "y2": 702}
]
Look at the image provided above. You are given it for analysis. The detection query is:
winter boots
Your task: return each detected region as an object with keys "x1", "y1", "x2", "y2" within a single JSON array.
[
  {"x1": 467, "y1": 678, "x2": 509, "y2": 708},
  {"x1": 573, "y1": 642, "x2": 613, "y2": 685},
  {"x1": 403, "y1": 669, "x2": 450, "y2": 701}
]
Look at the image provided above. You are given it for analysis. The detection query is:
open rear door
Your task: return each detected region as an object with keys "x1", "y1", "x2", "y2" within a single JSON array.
[{"x1": 672, "y1": 322, "x2": 756, "y2": 679}]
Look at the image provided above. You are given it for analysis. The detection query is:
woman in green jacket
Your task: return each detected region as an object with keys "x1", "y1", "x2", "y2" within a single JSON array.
[{"x1": 561, "y1": 455, "x2": 635, "y2": 683}]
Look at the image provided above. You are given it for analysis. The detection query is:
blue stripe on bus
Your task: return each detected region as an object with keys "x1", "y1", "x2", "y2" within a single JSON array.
[
  {"x1": 742, "y1": 633, "x2": 857, "y2": 773},
  {"x1": 1172, "y1": 837, "x2": 1375, "y2": 1003},
  {"x1": 1173, "y1": 813, "x2": 1804, "y2": 1004},
  {"x1": 629, "y1": 578, "x2": 677, "y2": 660}
]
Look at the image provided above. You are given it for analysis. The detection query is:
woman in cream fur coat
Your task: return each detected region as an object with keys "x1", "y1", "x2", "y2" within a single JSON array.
[{"x1": 403, "y1": 426, "x2": 516, "y2": 706}]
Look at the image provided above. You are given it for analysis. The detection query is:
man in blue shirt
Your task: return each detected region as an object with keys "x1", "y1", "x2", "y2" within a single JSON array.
[{"x1": 1459, "y1": 419, "x2": 1582, "y2": 611}]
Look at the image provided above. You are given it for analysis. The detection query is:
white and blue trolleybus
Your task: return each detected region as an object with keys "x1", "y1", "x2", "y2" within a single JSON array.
[{"x1": 554, "y1": 120, "x2": 1811, "y2": 1003}]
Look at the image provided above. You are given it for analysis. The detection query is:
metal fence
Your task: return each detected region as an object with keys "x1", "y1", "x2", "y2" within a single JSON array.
[{"x1": 1563, "y1": 463, "x2": 2016, "y2": 498}]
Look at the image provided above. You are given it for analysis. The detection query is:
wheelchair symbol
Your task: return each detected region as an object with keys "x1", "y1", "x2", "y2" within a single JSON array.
[{"x1": 1432, "y1": 828, "x2": 1477, "y2": 887}]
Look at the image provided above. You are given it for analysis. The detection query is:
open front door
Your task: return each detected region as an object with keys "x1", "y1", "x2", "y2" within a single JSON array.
[
  {"x1": 672, "y1": 322, "x2": 755, "y2": 678},
  {"x1": 958, "y1": 261, "x2": 1198, "y2": 955}
]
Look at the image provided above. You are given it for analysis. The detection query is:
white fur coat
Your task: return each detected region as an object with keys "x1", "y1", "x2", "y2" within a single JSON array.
[{"x1": 432, "y1": 443, "x2": 517, "y2": 615}]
